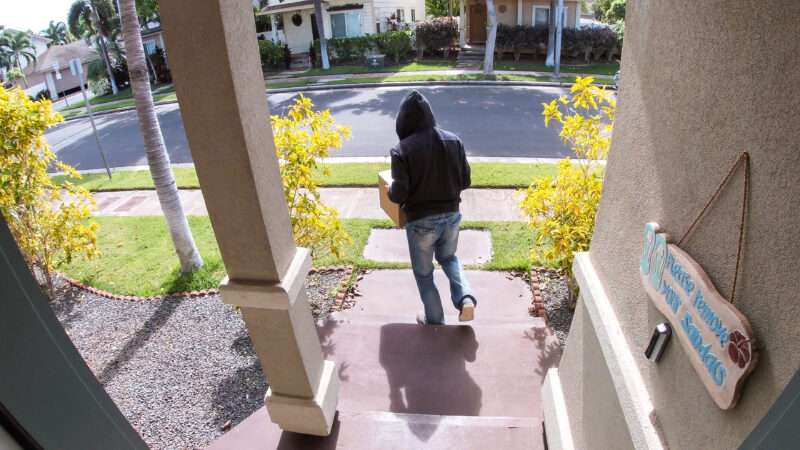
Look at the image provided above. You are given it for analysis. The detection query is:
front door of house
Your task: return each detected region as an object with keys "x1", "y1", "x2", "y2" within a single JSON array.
[{"x1": 469, "y1": 4, "x2": 486, "y2": 43}]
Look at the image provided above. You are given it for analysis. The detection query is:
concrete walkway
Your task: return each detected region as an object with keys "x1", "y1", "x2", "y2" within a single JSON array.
[
  {"x1": 89, "y1": 188, "x2": 527, "y2": 221},
  {"x1": 266, "y1": 68, "x2": 615, "y2": 84},
  {"x1": 211, "y1": 269, "x2": 560, "y2": 449}
]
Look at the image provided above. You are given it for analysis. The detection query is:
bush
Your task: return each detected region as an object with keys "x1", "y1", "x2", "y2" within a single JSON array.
[
  {"x1": 494, "y1": 25, "x2": 619, "y2": 62},
  {"x1": 270, "y1": 95, "x2": 352, "y2": 257},
  {"x1": 496, "y1": 25, "x2": 548, "y2": 61},
  {"x1": 519, "y1": 77, "x2": 614, "y2": 275},
  {"x1": 374, "y1": 31, "x2": 413, "y2": 64},
  {"x1": 326, "y1": 36, "x2": 373, "y2": 64},
  {"x1": 259, "y1": 39, "x2": 285, "y2": 70},
  {"x1": 415, "y1": 17, "x2": 458, "y2": 57},
  {"x1": 0, "y1": 86, "x2": 98, "y2": 295},
  {"x1": 87, "y1": 59, "x2": 108, "y2": 83},
  {"x1": 89, "y1": 78, "x2": 109, "y2": 96}
]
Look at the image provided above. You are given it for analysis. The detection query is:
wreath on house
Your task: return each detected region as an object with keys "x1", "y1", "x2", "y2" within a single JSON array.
[{"x1": 292, "y1": 13, "x2": 303, "y2": 26}]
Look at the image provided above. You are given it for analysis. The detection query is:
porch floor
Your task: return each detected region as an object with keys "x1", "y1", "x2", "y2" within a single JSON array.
[{"x1": 208, "y1": 269, "x2": 561, "y2": 449}]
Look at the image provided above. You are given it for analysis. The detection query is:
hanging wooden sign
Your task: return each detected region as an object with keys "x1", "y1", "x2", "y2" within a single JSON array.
[{"x1": 639, "y1": 222, "x2": 757, "y2": 410}]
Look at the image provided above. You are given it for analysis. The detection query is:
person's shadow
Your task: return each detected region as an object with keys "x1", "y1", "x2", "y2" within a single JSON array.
[{"x1": 379, "y1": 323, "x2": 482, "y2": 442}]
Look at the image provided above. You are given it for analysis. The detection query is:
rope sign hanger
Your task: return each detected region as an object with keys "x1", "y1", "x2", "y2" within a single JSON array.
[{"x1": 677, "y1": 152, "x2": 750, "y2": 304}]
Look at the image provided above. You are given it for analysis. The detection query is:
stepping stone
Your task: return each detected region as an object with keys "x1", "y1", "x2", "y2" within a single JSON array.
[
  {"x1": 362, "y1": 229, "x2": 492, "y2": 264},
  {"x1": 346, "y1": 269, "x2": 533, "y2": 322}
]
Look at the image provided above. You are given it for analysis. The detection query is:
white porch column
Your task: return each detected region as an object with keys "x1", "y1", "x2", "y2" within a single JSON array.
[
  {"x1": 517, "y1": 0, "x2": 523, "y2": 25},
  {"x1": 159, "y1": 0, "x2": 339, "y2": 437},
  {"x1": 459, "y1": 0, "x2": 466, "y2": 47},
  {"x1": 270, "y1": 14, "x2": 279, "y2": 43}
]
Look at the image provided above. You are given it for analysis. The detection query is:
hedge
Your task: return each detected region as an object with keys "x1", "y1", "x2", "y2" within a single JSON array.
[
  {"x1": 495, "y1": 24, "x2": 620, "y2": 63},
  {"x1": 312, "y1": 31, "x2": 413, "y2": 66},
  {"x1": 415, "y1": 17, "x2": 458, "y2": 57},
  {"x1": 259, "y1": 40, "x2": 287, "y2": 70}
]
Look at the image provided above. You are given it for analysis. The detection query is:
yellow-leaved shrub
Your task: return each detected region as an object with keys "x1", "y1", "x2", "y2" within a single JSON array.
[
  {"x1": 271, "y1": 95, "x2": 352, "y2": 257},
  {"x1": 0, "y1": 86, "x2": 98, "y2": 295},
  {"x1": 519, "y1": 76, "x2": 615, "y2": 273}
]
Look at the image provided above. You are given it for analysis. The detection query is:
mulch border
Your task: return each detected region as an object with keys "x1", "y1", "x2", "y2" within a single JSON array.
[
  {"x1": 528, "y1": 267, "x2": 562, "y2": 322},
  {"x1": 59, "y1": 266, "x2": 356, "y2": 303}
]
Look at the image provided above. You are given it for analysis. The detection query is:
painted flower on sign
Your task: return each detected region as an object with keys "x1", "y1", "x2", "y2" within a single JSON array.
[{"x1": 727, "y1": 330, "x2": 751, "y2": 369}]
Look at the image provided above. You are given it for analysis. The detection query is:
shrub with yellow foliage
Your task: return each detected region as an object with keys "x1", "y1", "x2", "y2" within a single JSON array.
[
  {"x1": 519, "y1": 77, "x2": 615, "y2": 274},
  {"x1": 271, "y1": 95, "x2": 352, "y2": 257},
  {"x1": 0, "y1": 86, "x2": 98, "y2": 295}
]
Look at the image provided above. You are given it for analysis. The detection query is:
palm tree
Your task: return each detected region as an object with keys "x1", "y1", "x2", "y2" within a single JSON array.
[
  {"x1": 0, "y1": 31, "x2": 37, "y2": 87},
  {"x1": 1, "y1": 31, "x2": 37, "y2": 71},
  {"x1": 68, "y1": 0, "x2": 119, "y2": 94},
  {"x1": 118, "y1": 0, "x2": 203, "y2": 273},
  {"x1": 42, "y1": 21, "x2": 74, "y2": 46}
]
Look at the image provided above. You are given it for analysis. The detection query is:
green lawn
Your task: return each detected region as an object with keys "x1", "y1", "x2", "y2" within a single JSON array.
[
  {"x1": 289, "y1": 60, "x2": 458, "y2": 78},
  {"x1": 58, "y1": 216, "x2": 536, "y2": 296},
  {"x1": 495, "y1": 61, "x2": 619, "y2": 76},
  {"x1": 60, "y1": 90, "x2": 178, "y2": 119},
  {"x1": 53, "y1": 162, "x2": 557, "y2": 191}
]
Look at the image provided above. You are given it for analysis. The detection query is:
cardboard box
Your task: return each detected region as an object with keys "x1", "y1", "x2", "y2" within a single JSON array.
[{"x1": 378, "y1": 170, "x2": 407, "y2": 228}]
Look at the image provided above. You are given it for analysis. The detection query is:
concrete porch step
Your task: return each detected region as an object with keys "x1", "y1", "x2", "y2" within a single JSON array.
[
  {"x1": 209, "y1": 269, "x2": 558, "y2": 449},
  {"x1": 317, "y1": 317, "x2": 559, "y2": 418},
  {"x1": 210, "y1": 408, "x2": 542, "y2": 449}
]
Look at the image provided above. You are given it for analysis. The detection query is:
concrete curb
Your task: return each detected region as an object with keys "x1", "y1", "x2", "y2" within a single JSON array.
[
  {"x1": 265, "y1": 79, "x2": 615, "y2": 94},
  {"x1": 61, "y1": 79, "x2": 615, "y2": 121}
]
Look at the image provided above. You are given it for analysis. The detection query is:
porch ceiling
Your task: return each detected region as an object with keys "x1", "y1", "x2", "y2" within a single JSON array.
[{"x1": 258, "y1": 0, "x2": 327, "y2": 15}]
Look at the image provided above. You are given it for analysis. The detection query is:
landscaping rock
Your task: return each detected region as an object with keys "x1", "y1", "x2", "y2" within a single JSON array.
[
  {"x1": 49, "y1": 270, "x2": 348, "y2": 450},
  {"x1": 538, "y1": 270, "x2": 573, "y2": 348}
]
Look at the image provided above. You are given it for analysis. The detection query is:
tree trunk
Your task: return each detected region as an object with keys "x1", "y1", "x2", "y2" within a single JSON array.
[
  {"x1": 119, "y1": 0, "x2": 203, "y2": 273},
  {"x1": 91, "y1": 5, "x2": 119, "y2": 95},
  {"x1": 483, "y1": 0, "x2": 498, "y2": 75},
  {"x1": 313, "y1": 0, "x2": 330, "y2": 70}
]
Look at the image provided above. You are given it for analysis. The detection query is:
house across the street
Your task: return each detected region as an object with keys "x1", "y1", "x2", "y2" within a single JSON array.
[
  {"x1": 20, "y1": 40, "x2": 98, "y2": 100},
  {"x1": 461, "y1": 0, "x2": 581, "y2": 45},
  {"x1": 257, "y1": 0, "x2": 425, "y2": 65}
]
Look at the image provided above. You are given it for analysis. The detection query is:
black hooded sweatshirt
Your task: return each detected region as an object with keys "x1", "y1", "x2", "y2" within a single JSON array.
[{"x1": 388, "y1": 90, "x2": 471, "y2": 223}]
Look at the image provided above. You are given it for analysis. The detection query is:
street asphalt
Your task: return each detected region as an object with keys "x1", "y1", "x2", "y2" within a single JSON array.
[{"x1": 45, "y1": 85, "x2": 572, "y2": 172}]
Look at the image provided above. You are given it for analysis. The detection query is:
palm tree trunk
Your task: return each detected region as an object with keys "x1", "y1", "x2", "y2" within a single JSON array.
[
  {"x1": 483, "y1": 0, "x2": 498, "y2": 75},
  {"x1": 313, "y1": 0, "x2": 330, "y2": 70},
  {"x1": 119, "y1": 0, "x2": 203, "y2": 272},
  {"x1": 95, "y1": 35, "x2": 119, "y2": 95},
  {"x1": 91, "y1": 4, "x2": 119, "y2": 95}
]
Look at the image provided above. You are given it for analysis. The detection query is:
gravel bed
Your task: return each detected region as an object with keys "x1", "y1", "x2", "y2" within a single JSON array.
[
  {"x1": 538, "y1": 271, "x2": 573, "y2": 348},
  {"x1": 50, "y1": 270, "x2": 348, "y2": 450}
]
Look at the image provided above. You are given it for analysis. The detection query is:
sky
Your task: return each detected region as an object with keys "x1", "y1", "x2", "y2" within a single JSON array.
[{"x1": 2, "y1": 0, "x2": 75, "y2": 33}]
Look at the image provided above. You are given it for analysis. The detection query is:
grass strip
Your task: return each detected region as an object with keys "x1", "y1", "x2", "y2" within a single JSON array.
[
  {"x1": 286, "y1": 60, "x2": 459, "y2": 78},
  {"x1": 494, "y1": 61, "x2": 619, "y2": 76},
  {"x1": 57, "y1": 216, "x2": 537, "y2": 296},
  {"x1": 52, "y1": 162, "x2": 558, "y2": 191}
]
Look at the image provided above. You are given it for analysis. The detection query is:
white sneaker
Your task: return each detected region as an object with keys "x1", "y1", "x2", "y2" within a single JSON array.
[
  {"x1": 416, "y1": 312, "x2": 427, "y2": 325},
  {"x1": 459, "y1": 299, "x2": 475, "y2": 322}
]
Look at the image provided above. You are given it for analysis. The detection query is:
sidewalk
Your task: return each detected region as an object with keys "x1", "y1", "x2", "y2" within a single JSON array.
[
  {"x1": 266, "y1": 68, "x2": 615, "y2": 84},
  {"x1": 89, "y1": 187, "x2": 526, "y2": 221}
]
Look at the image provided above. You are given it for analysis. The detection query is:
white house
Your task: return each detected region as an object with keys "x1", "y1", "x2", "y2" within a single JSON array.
[{"x1": 257, "y1": 0, "x2": 425, "y2": 62}]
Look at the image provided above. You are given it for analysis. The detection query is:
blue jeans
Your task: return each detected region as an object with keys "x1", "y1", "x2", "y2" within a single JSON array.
[{"x1": 406, "y1": 212, "x2": 475, "y2": 325}]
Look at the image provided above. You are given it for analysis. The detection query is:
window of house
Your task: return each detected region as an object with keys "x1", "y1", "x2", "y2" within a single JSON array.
[
  {"x1": 533, "y1": 6, "x2": 549, "y2": 26},
  {"x1": 331, "y1": 11, "x2": 363, "y2": 37},
  {"x1": 396, "y1": 9, "x2": 405, "y2": 22},
  {"x1": 411, "y1": 9, "x2": 416, "y2": 21}
]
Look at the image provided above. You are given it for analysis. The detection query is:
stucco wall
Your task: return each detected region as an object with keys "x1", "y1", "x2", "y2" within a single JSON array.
[{"x1": 581, "y1": 1, "x2": 800, "y2": 449}]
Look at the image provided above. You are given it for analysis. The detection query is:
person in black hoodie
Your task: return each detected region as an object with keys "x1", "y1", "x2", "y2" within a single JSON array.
[{"x1": 388, "y1": 90, "x2": 477, "y2": 325}]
